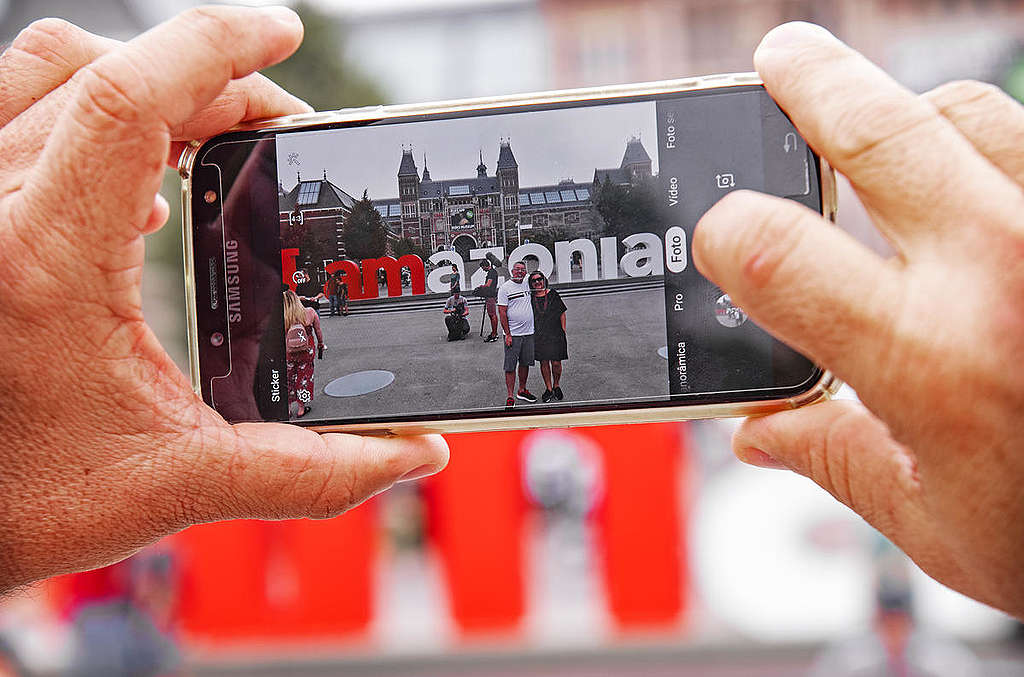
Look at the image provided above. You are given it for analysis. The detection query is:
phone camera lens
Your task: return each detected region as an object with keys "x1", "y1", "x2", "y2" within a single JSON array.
[
  {"x1": 204, "y1": 190, "x2": 217, "y2": 204},
  {"x1": 210, "y1": 332, "x2": 224, "y2": 347}
]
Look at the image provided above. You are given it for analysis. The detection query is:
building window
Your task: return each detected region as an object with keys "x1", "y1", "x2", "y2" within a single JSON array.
[
  {"x1": 504, "y1": 194, "x2": 518, "y2": 209},
  {"x1": 566, "y1": 211, "x2": 580, "y2": 224}
]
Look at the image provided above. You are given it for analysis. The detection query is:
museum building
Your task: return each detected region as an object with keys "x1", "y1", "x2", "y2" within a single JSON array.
[
  {"x1": 372, "y1": 136, "x2": 653, "y2": 257},
  {"x1": 278, "y1": 136, "x2": 654, "y2": 266}
]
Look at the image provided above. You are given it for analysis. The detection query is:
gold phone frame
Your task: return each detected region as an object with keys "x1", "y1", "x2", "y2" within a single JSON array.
[{"x1": 180, "y1": 73, "x2": 840, "y2": 436}]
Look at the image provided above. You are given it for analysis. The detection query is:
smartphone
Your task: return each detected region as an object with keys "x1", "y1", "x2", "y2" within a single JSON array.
[{"x1": 180, "y1": 74, "x2": 838, "y2": 435}]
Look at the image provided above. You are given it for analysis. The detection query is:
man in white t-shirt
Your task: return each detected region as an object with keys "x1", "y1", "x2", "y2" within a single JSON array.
[{"x1": 497, "y1": 261, "x2": 537, "y2": 408}]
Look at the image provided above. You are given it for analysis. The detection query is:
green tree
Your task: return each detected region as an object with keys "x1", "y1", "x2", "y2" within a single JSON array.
[
  {"x1": 528, "y1": 224, "x2": 570, "y2": 250},
  {"x1": 394, "y1": 236, "x2": 428, "y2": 260},
  {"x1": 261, "y1": 2, "x2": 385, "y2": 111},
  {"x1": 299, "y1": 217, "x2": 338, "y2": 270},
  {"x1": 344, "y1": 191, "x2": 388, "y2": 261},
  {"x1": 594, "y1": 175, "x2": 661, "y2": 241}
]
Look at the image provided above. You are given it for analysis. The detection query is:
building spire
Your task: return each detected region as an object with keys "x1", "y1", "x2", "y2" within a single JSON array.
[
  {"x1": 477, "y1": 148, "x2": 487, "y2": 178},
  {"x1": 422, "y1": 153, "x2": 431, "y2": 181}
]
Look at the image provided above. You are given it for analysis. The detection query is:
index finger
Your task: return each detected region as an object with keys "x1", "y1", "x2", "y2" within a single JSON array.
[
  {"x1": 168, "y1": 72, "x2": 312, "y2": 167},
  {"x1": 755, "y1": 23, "x2": 1024, "y2": 255},
  {"x1": 19, "y1": 5, "x2": 304, "y2": 246}
]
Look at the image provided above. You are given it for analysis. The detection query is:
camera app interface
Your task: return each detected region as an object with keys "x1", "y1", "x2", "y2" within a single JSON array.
[{"x1": 259, "y1": 88, "x2": 818, "y2": 424}]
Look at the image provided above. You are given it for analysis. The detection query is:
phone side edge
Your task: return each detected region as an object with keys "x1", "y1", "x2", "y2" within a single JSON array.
[
  {"x1": 821, "y1": 155, "x2": 838, "y2": 225},
  {"x1": 305, "y1": 370, "x2": 840, "y2": 436},
  {"x1": 179, "y1": 142, "x2": 203, "y2": 397},
  {"x1": 209, "y1": 73, "x2": 767, "y2": 137}
]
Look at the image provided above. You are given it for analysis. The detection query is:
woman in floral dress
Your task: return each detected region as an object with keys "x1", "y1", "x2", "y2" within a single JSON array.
[{"x1": 283, "y1": 289, "x2": 323, "y2": 418}]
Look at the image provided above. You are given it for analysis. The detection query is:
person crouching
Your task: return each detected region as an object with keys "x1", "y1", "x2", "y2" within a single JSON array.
[{"x1": 443, "y1": 290, "x2": 470, "y2": 341}]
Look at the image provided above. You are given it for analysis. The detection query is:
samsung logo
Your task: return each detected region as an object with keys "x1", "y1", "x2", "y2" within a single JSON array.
[{"x1": 225, "y1": 240, "x2": 242, "y2": 324}]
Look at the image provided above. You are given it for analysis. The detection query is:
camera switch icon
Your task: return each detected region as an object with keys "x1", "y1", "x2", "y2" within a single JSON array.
[{"x1": 715, "y1": 173, "x2": 736, "y2": 189}]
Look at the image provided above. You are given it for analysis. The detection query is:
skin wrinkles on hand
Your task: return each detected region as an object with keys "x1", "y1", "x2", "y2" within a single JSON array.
[
  {"x1": 2, "y1": 9, "x2": 1022, "y2": 621},
  {"x1": 696, "y1": 23, "x2": 1024, "y2": 616},
  {"x1": 0, "y1": 6, "x2": 448, "y2": 594}
]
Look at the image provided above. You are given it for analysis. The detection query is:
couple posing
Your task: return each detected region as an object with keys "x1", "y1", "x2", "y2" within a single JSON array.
[{"x1": 498, "y1": 261, "x2": 568, "y2": 408}]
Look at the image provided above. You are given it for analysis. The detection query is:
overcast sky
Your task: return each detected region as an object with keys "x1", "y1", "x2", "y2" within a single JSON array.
[{"x1": 276, "y1": 100, "x2": 659, "y2": 199}]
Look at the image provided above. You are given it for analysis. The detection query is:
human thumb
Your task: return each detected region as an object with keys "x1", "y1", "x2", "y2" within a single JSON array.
[
  {"x1": 733, "y1": 400, "x2": 929, "y2": 550},
  {"x1": 182, "y1": 423, "x2": 449, "y2": 523}
]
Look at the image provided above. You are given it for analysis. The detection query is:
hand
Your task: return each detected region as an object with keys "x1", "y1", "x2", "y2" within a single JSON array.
[
  {"x1": 505, "y1": 335, "x2": 513, "y2": 348},
  {"x1": 0, "y1": 7, "x2": 448, "y2": 593},
  {"x1": 695, "y1": 23, "x2": 1024, "y2": 616}
]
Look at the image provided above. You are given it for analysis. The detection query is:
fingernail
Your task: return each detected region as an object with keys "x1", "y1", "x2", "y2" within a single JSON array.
[
  {"x1": 260, "y1": 5, "x2": 302, "y2": 29},
  {"x1": 739, "y1": 448, "x2": 789, "y2": 470},
  {"x1": 397, "y1": 463, "x2": 441, "y2": 484}
]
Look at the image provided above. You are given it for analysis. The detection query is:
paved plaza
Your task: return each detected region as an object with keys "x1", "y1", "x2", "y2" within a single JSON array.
[{"x1": 302, "y1": 286, "x2": 669, "y2": 420}]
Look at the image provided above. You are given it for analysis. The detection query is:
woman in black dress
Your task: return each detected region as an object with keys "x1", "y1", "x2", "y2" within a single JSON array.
[{"x1": 528, "y1": 271, "x2": 567, "y2": 403}]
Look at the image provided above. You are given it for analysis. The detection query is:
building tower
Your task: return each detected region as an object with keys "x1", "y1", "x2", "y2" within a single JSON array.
[
  {"x1": 495, "y1": 138, "x2": 520, "y2": 248},
  {"x1": 397, "y1": 147, "x2": 421, "y2": 242},
  {"x1": 621, "y1": 135, "x2": 653, "y2": 182},
  {"x1": 477, "y1": 149, "x2": 487, "y2": 178}
]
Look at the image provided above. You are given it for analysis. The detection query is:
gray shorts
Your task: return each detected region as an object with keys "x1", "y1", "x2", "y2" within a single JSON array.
[{"x1": 503, "y1": 334, "x2": 534, "y2": 372}]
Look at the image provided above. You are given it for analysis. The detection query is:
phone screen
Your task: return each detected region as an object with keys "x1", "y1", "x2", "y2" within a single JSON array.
[{"x1": 190, "y1": 85, "x2": 822, "y2": 426}]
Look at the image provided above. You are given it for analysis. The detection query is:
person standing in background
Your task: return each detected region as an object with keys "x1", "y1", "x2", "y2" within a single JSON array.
[
  {"x1": 448, "y1": 263, "x2": 461, "y2": 294},
  {"x1": 284, "y1": 290, "x2": 323, "y2": 418},
  {"x1": 497, "y1": 261, "x2": 537, "y2": 408},
  {"x1": 325, "y1": 271, "x2": 343, "y2": 317},
  {"x1": 528, "y1": 270, "x2": 567, "y2": 403},
  {"x1": 295, "y1": 268, "x2": 324, "y2": 312},
  {"x1": 474, "y1": 257, "x2": 500, "y2": 342}
]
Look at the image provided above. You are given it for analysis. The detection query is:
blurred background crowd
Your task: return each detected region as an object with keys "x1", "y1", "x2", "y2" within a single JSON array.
[{"x1": 2, "y1": 1, "x2": 1024, "y2": 675}]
